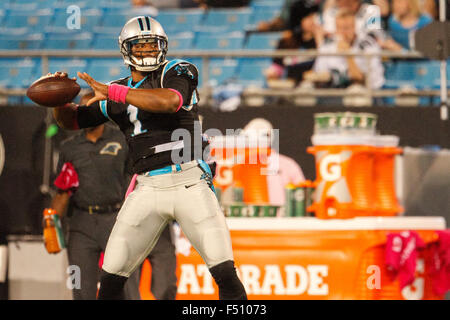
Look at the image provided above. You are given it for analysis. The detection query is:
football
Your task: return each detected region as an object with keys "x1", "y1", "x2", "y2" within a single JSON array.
[{"x1": 26, "y1": 75, "x2": 81, "y2": 107}]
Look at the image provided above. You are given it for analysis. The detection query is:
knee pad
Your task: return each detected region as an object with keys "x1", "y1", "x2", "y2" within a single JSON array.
[
  {"x1": 102, "y1": 236, "x2": 130, "y2": 276},
  {"x1": 201, "y1": 228, "x2": 233, "y2": 266},
  {"x1": 97, "y1": 270, "x2": 128, "y2": 300},
  {"x1": 209, "y1": 260, "x2": 247, "y2": 300}
]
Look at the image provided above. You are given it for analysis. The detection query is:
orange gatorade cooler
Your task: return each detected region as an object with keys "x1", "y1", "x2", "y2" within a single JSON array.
[
  {"x1": 211, "y1": 135, "x2": 271, "y2": 204},
  {"x1": 372, "y1": 136, "x2": 404, "y2": 216},
  {"x1": 308, "y1": 134, "x2": 376, "y2": 219}
]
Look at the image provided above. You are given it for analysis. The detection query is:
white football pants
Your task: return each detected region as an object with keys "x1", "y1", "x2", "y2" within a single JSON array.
[{"x1": 102, "y1": 160, "x2": 234, "y2": 277}]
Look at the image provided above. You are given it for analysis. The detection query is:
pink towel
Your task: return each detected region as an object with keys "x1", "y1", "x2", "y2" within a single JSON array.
[
  {"x1": 385, "y1": 231, "x2": 425, "y2": 289},
  {"x1": 125, "y1": 174, "x2": 138, "y2": 199},
  {"x1": 53, "y1": 162, "x2": 79, "y2": 195},
  {"x1": 429, "y1": 230, "x2": 450, "y2": 295}
]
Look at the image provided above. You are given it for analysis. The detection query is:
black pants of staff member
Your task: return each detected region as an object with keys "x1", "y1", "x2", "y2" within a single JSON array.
[{"x1": 66, "y1": 208, "x2": 141, "y2": 300}]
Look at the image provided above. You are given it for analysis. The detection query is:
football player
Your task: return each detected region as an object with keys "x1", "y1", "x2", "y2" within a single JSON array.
[{"x1": 52, "y1": 16, "x2": 247, "y2": 300}]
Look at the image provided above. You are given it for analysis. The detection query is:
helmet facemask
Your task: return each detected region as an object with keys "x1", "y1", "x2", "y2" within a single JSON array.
[{"x1": 121, "y1": 36, "x2": 168, "y2": 72}]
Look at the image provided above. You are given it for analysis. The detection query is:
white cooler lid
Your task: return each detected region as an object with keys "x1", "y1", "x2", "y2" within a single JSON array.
[
  {"x1": 311, "y1": 134, "x2": 375, "y2": 146},
  {"x1": 311, "y1": 134, "x2": 400, "y2": 147},
  {"x1": 371, "y1": 135, "x2": 400, "y2": 147}
]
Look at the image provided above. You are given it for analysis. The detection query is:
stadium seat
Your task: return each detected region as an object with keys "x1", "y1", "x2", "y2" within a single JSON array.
[
  {"x1": 2, "y1": 8, "x2": 53, "y2": 32},
  {"x1": 248, "y1": 7, "x2": 281, "y2": 29},
  {"x1": 101, "y1": 12, "x2": 139, "y2": 28},
  {"x1": 56, "y1": 0, "x2": 90, "y2": 9},
  {"x1": 10, "y1": 0, "x2": 58, "y2": 7},
  {"x1": 201, "y1": 8, "x2": 252, "y2": 32},
  {"x1": 168, "y1": 32, "x2": 195, "y2": 50},
  {"x1": 156, "y1": 9, "x2": 204, "y2": 34},
  {"x1": 47, "y1": 58, "x2": 88, "y2": 80},
  {"x1": 384, "y1": 61, "x2": 419, "y2": 89},
  {"x1": 384, "y1": 60, "x2": 448, "y2": 90},
  {"x1": 414, "y1": 61, "x2": 444, "y2": 89},
  {"x1": 250, "y1": 0, "x2": 284, "y2": 11},
  {"x1": 57, "y1": 0, "x2": 131, "y2": 10},
  {"x1": 194, "y1": 32, "x2": 245, "y2": 50},
  {"x1": 5, "y1": 0, "x2": 38, "y2": 11},
  {"x1": 101, "y1": 0, "x2": 133, "y2": 8},
  {"x1": 384, "y1": 60, "x2": 450, "y2": 106},
  {"x1": 45, "y1": 31, "x2": 93, "y2": 50},
  {"x1": 92, "y1": 25, "x2": 122, "y2": 37},
  {"x1": 91, "y1": 33, "x2": 120, "y2": 50},
  {"x1": 0, "y1": 58, "x2": 37, "y2": 88},
  {"x1": 0, "y1": 31, "x2": 43, "y2": 50},
  {"x1": 86, "y1": 59, "x2": 130, "y2": 84},
  {"x1": 208, "y1": 58, "x2": 238, "y2": 86},
  {"x1": 37, "y1": 0, "x2": 59, "y2": 9},
  {"x1": 235, "y1": 58, "x2": 272, "y2": 87},
  {"x1": 0, "y1": 1, "x2": 10, "y2": 10},
  {"x1": 50, "y1": 8, "x2": 102, "y2": 32},
  {"x1": 244, "y1": 32, "x2": 282, "y2": 50}
]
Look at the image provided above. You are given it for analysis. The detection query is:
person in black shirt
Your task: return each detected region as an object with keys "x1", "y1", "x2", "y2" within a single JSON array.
[
  {"x1": 265, "y1": 2, "x2": 323, "y2": 85},
  {"x1": 52, "y1": 16, "x2": 247, "y2": 300}
]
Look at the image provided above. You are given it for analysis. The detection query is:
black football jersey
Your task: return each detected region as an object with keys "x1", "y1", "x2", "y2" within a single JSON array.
[{"x1": 76, "y1": 59, "x2": 202, "y2": 174}]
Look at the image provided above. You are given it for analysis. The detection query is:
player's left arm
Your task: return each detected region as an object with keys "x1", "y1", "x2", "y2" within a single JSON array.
[
  {"x1": 78, "y1": 72, "x2": 185, "y2": 114},
  {"x1": 120, "y1": 86, "x2": 182, "y2": 113}
]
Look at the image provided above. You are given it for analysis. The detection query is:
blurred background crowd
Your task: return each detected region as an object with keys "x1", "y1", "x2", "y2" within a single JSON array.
[{"x1": 0, "y1": 0, "x2": 448, "y2": 108}]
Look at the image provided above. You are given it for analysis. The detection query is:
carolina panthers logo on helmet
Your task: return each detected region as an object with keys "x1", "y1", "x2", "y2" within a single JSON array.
[{"x1": 100, "y1": 142, "x2": 122, "y2": 156}]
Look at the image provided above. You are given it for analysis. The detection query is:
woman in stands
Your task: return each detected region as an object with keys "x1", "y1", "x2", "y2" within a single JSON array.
[{"x1": 381, "y1": 0, "x2": 433, "y2": 51}]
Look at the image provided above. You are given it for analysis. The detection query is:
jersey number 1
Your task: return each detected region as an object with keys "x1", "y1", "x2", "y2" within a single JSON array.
[{"x1": 127, "y1": 105, "x2": 147, "y2": 136}]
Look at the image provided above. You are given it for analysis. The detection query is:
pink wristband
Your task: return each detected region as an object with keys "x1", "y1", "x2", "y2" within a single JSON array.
[
  {"x1": 168, "y1": 88, "x2": 183, "y2": 112},
  {"x1": 108, "y1": 84, "x2": 130, "y2": 104}
]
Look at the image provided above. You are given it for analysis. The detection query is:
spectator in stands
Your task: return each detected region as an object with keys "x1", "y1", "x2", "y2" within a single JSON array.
[
  {"x1": 384, "y1": 0, "x2": 433, "y2": 50},
  {"x1": 257, "y1": 0, "x2": 322, "y2": 32},
  {"x1": 422, "y1": 0, "x2": 438, "y2": 19},
  {"x1": 304, "y1": 8, "x2": 385, "y2": 90},
  {"x1": 323, "y1": 0, "x2": 390, "y2": 17},
  {"x1": 373, "y1": 0, "x2": 391, "y2": 17},
  {"x1": 265, "y1": 3, "x2": 323, "y2": 85},
  {"x1": 320, "y1": 0, "x2": 386, "y2": 41}
]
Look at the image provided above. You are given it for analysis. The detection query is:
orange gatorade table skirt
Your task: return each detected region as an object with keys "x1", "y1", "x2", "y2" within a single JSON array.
[{"x1": 139, "y1": 217, "x2": 446, "y2": 300}]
